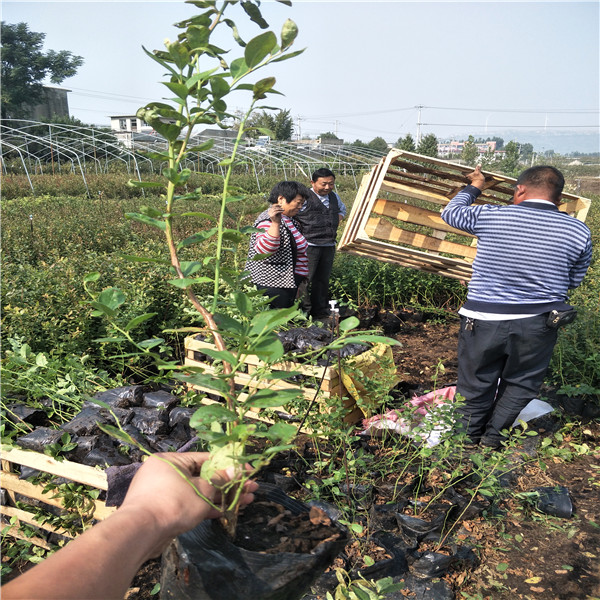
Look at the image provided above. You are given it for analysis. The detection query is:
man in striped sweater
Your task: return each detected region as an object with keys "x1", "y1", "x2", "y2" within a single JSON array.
[{"x1": 441, "y1": 165, "x2": 592, "y2": 448}]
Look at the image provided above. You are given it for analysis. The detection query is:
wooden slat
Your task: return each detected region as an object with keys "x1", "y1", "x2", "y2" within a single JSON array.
[
  {"x1": 365, "y1": 218, "x2": 478, "y2": 259},
  {"x1": 1, "y1": 472, "x2": 115, "y2": 521},
  {"x1": 372, "y1": 198, "x2": 476, "y2": 238},
  {"x1": 2, "y1": 448, "x2": 108, "y2": 490},
  {"x1": 338, "y1": 149, "x2": 592, "y2": 282},
  {"x1": 345, "y1": 237, "x2": 473, "y2": 280},
  {"x1": 184, "y1": 337, "x2": 336, "y2": 379},
  {"x1": 183, "y1": 358, "x2": 335, "y2": 400},
  {"x1": 1, "y1": 505, "x2": 74, "y2": 539},
  {"x1": 1, "y1": 525, "x2": 53, "y2": 550}
]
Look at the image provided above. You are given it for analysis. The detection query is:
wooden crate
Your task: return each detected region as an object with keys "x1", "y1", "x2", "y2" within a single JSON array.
[
  {"x1": 338, "y1": 150, "x2": 592, "y2": 281},
  {"x1": 1, "y1": 448, "x2": 115, "y2": 549},
  {"x1": 184, "y1": 336, "x2": 368, "y2": 424}
]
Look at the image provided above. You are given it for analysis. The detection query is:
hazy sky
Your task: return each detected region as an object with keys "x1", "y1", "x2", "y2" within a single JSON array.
[{"x1": 3, "y1": 0, "x2": 599, "y2": 151}]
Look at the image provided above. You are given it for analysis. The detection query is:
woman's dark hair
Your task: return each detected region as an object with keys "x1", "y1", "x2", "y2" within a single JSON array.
[{"x1": 268, "y1": 181, "x2": 311, "y2": 204}]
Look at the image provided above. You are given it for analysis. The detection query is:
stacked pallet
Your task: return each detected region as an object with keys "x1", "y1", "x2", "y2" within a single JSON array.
[
  {"x1": 1, "y1": 448, "x2": 114, "y2": 549},
  {"x1": 184, "y1": 335, "x2": 379, "y2": 425},
  {"x1": 338, "y1": 150, "x2": 591, "y2": 280}
]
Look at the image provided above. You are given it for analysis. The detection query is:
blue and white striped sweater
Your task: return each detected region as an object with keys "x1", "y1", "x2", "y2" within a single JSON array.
[{"x1": 441, "y1": 185, "x2": 592, "y2": 314}]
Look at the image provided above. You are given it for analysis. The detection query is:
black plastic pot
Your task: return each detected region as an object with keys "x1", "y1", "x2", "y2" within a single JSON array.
[{"x1": 160, "y1": 483, "x2": 348, "y2": 600}]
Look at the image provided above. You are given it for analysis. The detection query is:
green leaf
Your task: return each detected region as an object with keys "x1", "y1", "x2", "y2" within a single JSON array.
[
  {"x1": 98, "y1": 287, "x2": 126, "y2": 311},
  {"x1": 241, "y1": 1, "x2": 269, "y2": 29},
  {"x1": 162, "y1": 81, "x2": 189, "y2": 100},
  {"x1": 244, "y1": 31, "x2": 277, "y2": 68},
  {"x1": 229, "y1": 57, "x2": 249, "y2": 80},
  {"x1": 214, "y1": 313, "x2": 244, "y2": 334},
  {"x1": 233, "y1": 292, "x2": 252, "y2": 314},
  {"x1": 221, "y1": 229, "x2": 245, "y2": 243},
  {"x1": 178, "y1": 261, "x2": 205, "y2": 277},
  {"x1": 280, "y1": 18, "x2": 298, "y2": 50},
  {"x1": 137, "y1": 337, "x2": 164, "y2": 349},
  {"x1": 496, "y1": 562, "x2": 509, "y2": 572},
  {"x1": 271, "y1": 49, "x2": 305, "y2": 64},
  {"x1": 224, "y1": 18, "x2": 245, "y2": 47},
  {"x1": 179, "y1": 212, "x2": 214, "y2": 220},
  {"x1": 187, "y1": 25, "x2": 210, "y2": 50},
  {"x1": 261, "y1": 370, "x2": 301, "y2": 380},
  {"x1": 186, "y1": 68, "x2": 218, "y2": 89},
  {"x1": 339, "y1": 316, "x2": 360, "y2": 332},
  {"x1": 177, "y1": 228, "x2": 218, "y2": 250},
  {"x1": 168, "y1": 277, "x2": 213, "y2": 289},
  {"x1": 175, "y1": 372, "x2": 229, "y2": 395},
  {"x1": 35, "y1": 353, "x2": 48, "y2": 367},
  {"x1": 249, "y1": 306, "x2": 298, "y2": 335},
  {"x1": 201, "y1": 348, "x2": 237, "y2": 366},
  {"x1": 127, "y1": 180, "x2": 166, "y2": 189},
  {"x1": 252, "y1": 335, "x2": 285, "y2": 362},
  {"x1": 166, "y1": 40, "x2": 189, "y2": 70},
  {"x1": 244, "y1": 388, "x2": 300, "y2": 408},
  {"x1": 93, "y1": 336, "x2": 127, "y2": 343},
  {"x1": 83, "y1": 272, "x2": 101, "y2": 283},
  {"x1": 124, "y1": 313, "x2": 157, "y2": 332},
  {"x1": 125, "y1": 213, "x2": 166, "y2": 231},
  {"x1": 200, "y1": 442, "x2": 244, "y2": 481},
  {"x1": 210, "y1": 77, "x2": 230, "y2": 99},
  {"x1": 253, "y1": 77, "x2": 276, "y2": 100},
  {"x1": 150, "y1": 583, "x2": 161, "y2": 596},
  {"x1": 120, "y1": 254, "x2": 170, "y2": 265},
  {"x1": 190, "y1": 405, "x2": 237, "y2": 428},
  {"x1": 97, "y1": 423, "x2": 137, "y2": 446},
  {"x1": 262, "y1": 422, "x2": 296, "y2": 443}
]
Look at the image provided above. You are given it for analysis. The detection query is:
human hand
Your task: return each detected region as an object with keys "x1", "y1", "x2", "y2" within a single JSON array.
[
  {"x1": 268, "y1": 203, "x2": 284, "y2": 223},
  {"x1": 466, "y1": 165, "x2": 487, "y2": 190},
  {"x1": 120, "y1": 452, "x2": 257, "y2": 557}
]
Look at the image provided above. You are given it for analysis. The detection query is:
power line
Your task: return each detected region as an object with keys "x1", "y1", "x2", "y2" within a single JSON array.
[
  {"x1": 421, "y1": 123, "x2": 598, "y2": 128},
  {"x1": 426, "y1": 106, "x2": 599, "y2": 114}
]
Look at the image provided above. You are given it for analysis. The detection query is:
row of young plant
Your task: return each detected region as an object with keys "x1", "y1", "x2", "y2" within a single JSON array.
[{"x1": 3, "y1": 189, "x2": 598, "y2": 400}]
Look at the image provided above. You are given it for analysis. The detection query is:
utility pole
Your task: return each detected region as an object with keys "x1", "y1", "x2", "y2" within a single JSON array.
[
  {"x1": 297, "y1": 115, "x2": 303, "y2": 141},
  {"x1": 415, "y1": 105, "x2": 424, "y2": 145},
  {"x1": 334, "y1": 119, "x2": 339, "y2": 137}
]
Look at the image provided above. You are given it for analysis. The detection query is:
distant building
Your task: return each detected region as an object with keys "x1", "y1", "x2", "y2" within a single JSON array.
[
  {"x1": 197, "y1": 128, "x2": 240, "y2": 140},
  {"x1": 109, "y1": 115, "x2": 153, "y2": 134},
  {"x1": 109, "y1": 115, "x2": 160, "y2": 148},
  {"x1": 438, "y1": 140, "x2": 497, "y2": 158}
]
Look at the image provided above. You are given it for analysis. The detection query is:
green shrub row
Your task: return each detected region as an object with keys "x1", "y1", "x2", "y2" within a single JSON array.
[{"x1": 2, "y1": 178, "x2": 598, "y2": 392}]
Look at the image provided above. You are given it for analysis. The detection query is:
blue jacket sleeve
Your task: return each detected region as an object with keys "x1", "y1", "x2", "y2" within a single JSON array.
[{"x1": 440, "y1": 185, "x2": 483, "y2": 235}]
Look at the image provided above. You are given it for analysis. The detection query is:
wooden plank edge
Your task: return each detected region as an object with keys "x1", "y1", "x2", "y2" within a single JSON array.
[
  {"x1": 2, "y1": 448, "x2": 108, "y2": 490},
  {"x1": 1, "y1": 505, "x2": 75, "y2": 539}
]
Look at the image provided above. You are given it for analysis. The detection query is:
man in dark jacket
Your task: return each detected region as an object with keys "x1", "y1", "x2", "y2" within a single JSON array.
[{"x1": 294, "y1": 168, "x2": 346, "y2": 319}]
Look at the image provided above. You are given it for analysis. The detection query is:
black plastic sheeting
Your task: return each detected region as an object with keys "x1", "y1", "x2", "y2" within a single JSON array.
[
  {"x1": 12, "y1": 386, "x2": 190, "y2": 469},
  {"x1": 535, "y1": 485, "x2": 573, "y2": 518},
  {"x1": 160, "y1": 483, "x2": 349, "y2": 600}
]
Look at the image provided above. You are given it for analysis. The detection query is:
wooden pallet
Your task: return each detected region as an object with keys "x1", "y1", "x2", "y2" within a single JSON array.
[
  {"x1": 1, "y1": 447, "x2": 115, "y2": 549},
  {"x1": 183, "y1": 336, "x2": 377, "y2": 425},
  {"x1": 338, "y1": 150, "x2": 592, "y2": 281}
]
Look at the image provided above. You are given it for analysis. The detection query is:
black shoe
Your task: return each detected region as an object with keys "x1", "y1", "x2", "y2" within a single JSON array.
[{"x1": 480, "y1": 436, "x2": 503, "y2": 450}]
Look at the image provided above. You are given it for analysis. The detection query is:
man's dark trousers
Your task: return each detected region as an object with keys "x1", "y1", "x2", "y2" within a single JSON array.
[
  {"x1": 301, "y1": 245, "x2": 336, "y2": 318},
  {"x1": 456, "y1": 314, "x2": 558, "y2": 446}
]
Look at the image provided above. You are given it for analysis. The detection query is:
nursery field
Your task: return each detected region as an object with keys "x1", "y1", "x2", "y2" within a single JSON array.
[{"x1": 2, "y1": 167, "x2": 599, "y2": 600}]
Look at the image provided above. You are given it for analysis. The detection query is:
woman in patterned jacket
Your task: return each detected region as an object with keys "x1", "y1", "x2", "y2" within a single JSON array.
[{"x1": 246, "y1": 181, "x2": 311, "y2": 308}]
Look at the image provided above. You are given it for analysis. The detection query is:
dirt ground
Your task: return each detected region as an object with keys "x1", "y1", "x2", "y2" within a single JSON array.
[{"x1": 121, "y1": 314, "x2": 599, "y2": 600}]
